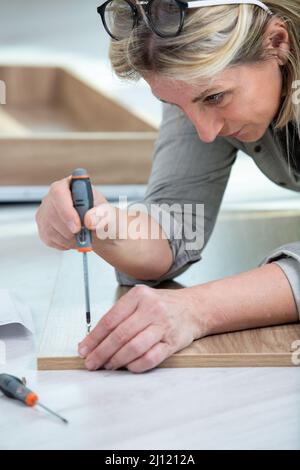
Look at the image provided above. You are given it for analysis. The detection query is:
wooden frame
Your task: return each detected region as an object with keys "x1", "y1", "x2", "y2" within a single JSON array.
[{"x1": 0, "y1": 65, "x2": 157, "y2": 185}]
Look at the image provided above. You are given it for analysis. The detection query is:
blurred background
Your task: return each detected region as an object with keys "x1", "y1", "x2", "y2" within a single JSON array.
[{"x1": 0, "y1": 0, "x2": 110, "y2": 60}]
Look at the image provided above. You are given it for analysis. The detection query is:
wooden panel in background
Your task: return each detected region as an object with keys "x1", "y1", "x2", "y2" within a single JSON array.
[
  {"x1": 58, "y1": 69, "x2": 156, "y2": 132},
  {"x1": 0, "y1": 108, "x2": 28, "y2": 134},
  {"x1": 0, "y1": 66, "x2": 59, "y2": 107},
  {"x1": 0, "y1": 133, "x2": 156, "y2": 185},
  {"x1": 0, "y1": 65, "x2": 156, "y2": 132},
  {"x1": 37, "y1": 246, "x2": 300, "y2": 371},
  {"x1": 0, "y1": 65, "x2": 157, "y2": 185}
]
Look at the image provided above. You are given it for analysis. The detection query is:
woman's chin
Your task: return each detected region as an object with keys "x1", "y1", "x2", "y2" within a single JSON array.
[{"x1": 237, "y1": 129, "x2": 265, "y2": 142}]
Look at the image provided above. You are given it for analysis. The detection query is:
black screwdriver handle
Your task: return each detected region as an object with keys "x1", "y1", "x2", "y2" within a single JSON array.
[
  {"x1": 70, "y1": 168, "x2": 94, "y2": 252},
  {"x1": 0, "y1": 374, "x2": 38, "y2": 406}
]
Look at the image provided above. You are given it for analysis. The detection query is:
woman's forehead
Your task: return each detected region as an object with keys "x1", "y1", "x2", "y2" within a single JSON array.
[
  {"x1": 147, "y1": 72, "x2": 232, "y2": 102},
  {"x1": 147, "y1": 65, "x2": 255, "y2": 98}
]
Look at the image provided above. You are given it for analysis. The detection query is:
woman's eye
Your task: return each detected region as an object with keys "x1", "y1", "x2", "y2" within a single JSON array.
[{"x1": 205, "y1": 92, "x2": 226, "y2": 105}]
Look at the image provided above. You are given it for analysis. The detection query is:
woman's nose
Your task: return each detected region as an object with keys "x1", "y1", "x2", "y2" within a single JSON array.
[{"x1": 193, "y1": 110, "x2": 224, "y2": 143}]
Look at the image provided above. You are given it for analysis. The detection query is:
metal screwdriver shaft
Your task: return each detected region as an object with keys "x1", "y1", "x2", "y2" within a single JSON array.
[
  {"x1": 37, "y1": 402, "x2": 69, "y2": 424},
  {"x1": 83, "y1": 252, "x2": 91, "y2": 333}
]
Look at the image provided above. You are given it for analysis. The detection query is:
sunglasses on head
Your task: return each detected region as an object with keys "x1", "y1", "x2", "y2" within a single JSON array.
[{"x1": 97, "y1": 0, "x2": 272, "y2": 40}]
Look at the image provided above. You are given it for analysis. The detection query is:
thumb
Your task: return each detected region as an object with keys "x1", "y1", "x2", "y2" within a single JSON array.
[
  {"x1": 84, "y1": 207, "x2": 99, "y2": 230},
  {"x1": 85, "y1": 203, "x2": 116, "y2": 231}
]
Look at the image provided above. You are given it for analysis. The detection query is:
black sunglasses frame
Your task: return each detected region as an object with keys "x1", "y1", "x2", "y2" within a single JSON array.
[{"x1": 97, "y1": 0, "x2": 189, "y2": 40}]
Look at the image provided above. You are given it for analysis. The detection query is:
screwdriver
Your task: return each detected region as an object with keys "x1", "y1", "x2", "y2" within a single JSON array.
[
  {"x1": 70, "y1": 168, "x2": 94, "y2": 335},
  {"x1": 0, "y1": 374, "x2": 68, "y2": 424}
]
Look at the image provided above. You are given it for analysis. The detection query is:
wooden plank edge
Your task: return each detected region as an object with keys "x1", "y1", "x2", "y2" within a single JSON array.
[
  {"x1": 37, "y1": 353, "x2": 299, "y2": 370},
  {"x1": 160, "y1": 353, "x2": 299, "y2": 368}
]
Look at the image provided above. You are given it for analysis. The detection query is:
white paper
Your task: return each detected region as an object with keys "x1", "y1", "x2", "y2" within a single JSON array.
[{"x1": 0, "y1": 289, "x2": 34, "y2": 334}]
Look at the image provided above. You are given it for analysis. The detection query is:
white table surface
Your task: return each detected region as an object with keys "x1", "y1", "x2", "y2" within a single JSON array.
[{"x1": 0, "y1": 205, "x2": 299, "y2": 450}]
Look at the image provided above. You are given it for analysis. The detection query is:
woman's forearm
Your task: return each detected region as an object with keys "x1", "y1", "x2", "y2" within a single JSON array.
[
  {"x1": 92, "y1": 209, "x2": 173, "y2": 280},
  {"x1": 189, "y1": 263, "x2": 299, "y2": 337}
]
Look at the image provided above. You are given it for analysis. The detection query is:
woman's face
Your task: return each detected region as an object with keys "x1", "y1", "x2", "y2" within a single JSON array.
[{"x1": 147, "y1": 59, "x2": 283, "y2": 143}]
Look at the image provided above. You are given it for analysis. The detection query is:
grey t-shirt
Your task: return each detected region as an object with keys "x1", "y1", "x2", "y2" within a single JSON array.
[{"x1": 116, "y1": 103, "x2": 300, "y2": 320}]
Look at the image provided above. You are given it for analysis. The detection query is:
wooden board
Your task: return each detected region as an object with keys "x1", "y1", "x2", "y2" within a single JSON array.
[{"x1": 38, "y1": 245, "x2": 300, "y2": 370}]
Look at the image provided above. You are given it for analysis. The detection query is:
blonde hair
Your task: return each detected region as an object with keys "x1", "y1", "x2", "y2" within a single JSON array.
[{"x1": 110, "y1": 1, "x2": 300, "y2": 136}]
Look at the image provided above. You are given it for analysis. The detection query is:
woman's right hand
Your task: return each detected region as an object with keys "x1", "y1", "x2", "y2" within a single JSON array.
[
  {"x1": 36, "y1": 177, "x2": 107, "y2": 251},
  {"x1": 36, "y1": 176, "x2": 173, "y2": 280}
]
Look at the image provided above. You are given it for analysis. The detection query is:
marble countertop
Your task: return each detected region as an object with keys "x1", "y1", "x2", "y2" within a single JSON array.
[{"x1": 0, "y1": 205, "x2": 299, "y2": 450}]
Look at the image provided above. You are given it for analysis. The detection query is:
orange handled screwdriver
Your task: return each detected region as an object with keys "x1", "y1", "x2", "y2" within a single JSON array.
[
  {"x1": 0, "y1": 374, "x2": 68, "y2": 424},
  {"x1": 70, "y1": 168, "x2": 94, "y2": 335}
]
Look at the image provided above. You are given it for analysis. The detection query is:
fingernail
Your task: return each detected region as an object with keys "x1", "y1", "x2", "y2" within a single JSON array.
[
  {"x1": 78, "y1": 346, "x2": 89, "y2": 358},
  {"x1": 105, "y1": 363, "x2": 112, "y2": 370},
  {"x1": 67, "y1": 221, "x2": 78, "y2": 234}
]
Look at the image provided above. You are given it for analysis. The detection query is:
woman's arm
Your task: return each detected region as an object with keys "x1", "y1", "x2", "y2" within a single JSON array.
[
  {"x1": 191, "y1": 262, "x2": 298, "y2": 337},
  {"x1": 87, "y1": 207, "x2": 173, "y2": 280},
  {"x1": 78, "y1": 261, "x2": 298, "y2": 373}
]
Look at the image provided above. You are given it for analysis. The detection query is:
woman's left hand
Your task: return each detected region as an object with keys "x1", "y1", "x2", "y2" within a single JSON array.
[{"x1": 78, "y1": 285, "x2": 206, "y2": 373}]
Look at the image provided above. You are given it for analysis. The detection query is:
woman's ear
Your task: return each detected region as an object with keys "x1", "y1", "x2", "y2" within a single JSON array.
[{"x1": 264, "y1": 18, "x2": 290, "y2": 66}]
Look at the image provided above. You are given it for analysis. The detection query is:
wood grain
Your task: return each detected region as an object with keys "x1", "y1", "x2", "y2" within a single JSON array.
[{"x1": 37, "y1": 249, "x2": 300, "y2": 370}]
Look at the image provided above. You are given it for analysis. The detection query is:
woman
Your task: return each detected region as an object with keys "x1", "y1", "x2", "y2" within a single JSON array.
[{"x1": 36, "y1": 0, "x2": 300, "y2": 372}]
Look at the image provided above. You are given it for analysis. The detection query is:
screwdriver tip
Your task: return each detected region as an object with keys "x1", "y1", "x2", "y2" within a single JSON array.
[{"x1": 37, "y1": 402, "x2": 69, "y2": 425}]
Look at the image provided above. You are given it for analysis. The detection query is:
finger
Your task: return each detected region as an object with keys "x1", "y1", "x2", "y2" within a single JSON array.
[
  {"x1": 92, "y1": 187, "x2": 107, "y2": 207},
  {"x1": 47, "y1": 226, "x2": 74, "y2": 250},
  {"x1": 49, "y1": 199, "x2": 76, "y2": 240},
  {"x1": 50, "y1": 177, "x2": 81, "y2": 234},
  {"x1": 39, "y1": 224, "x2": 75, "y2": 250},
  {"x1": 84, "y1": 208, "x2": 102, "y2": 231},
  {"x1": 48, "y1": 241, "x2": 71, "y2": 251},
  {"x1": 84, "y1": 310, "x2": 154, "y2": 370},
  {"x1": 104, "y1": 325, "x2": 163, "y2": 370},
  {"x1": 126, "y1": 342, "x2": 171, "y2": 373},
  {"x1": 78, "y1": 288, "x2": 140, "y2": 357},
  {"x1": 85, "y1": 204, "x2": 114, "y2": 231}
]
